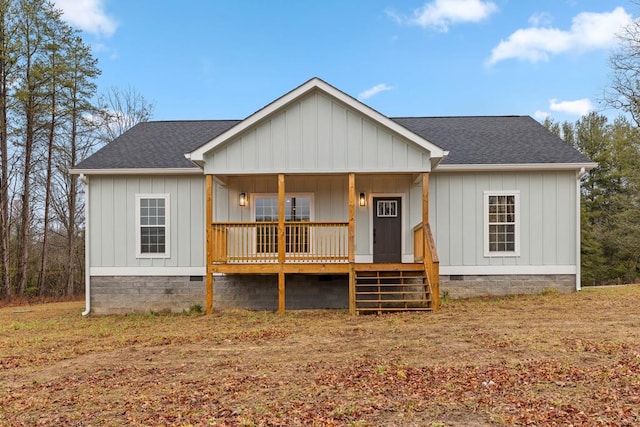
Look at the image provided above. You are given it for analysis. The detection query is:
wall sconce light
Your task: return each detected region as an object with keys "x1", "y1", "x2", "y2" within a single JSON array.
[
  {"x1": 239, "y1": 192, "x2": 247, "y2": 207},
  {"x1": 359, "y1": 192, "x2": 366, "y2": 207}
]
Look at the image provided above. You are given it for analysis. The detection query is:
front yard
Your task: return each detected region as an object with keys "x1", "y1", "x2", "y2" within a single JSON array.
[{"x1": 1, "y1": 286, "x2": 639, "y2": 426}]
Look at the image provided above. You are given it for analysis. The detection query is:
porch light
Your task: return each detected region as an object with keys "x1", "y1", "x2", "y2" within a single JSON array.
[
  {"x1": 239, "y1": 192, "x2": 247, "y2": 207},
  {"x1": 359, "y1": 192, "x2": 366, "y2": 207}
]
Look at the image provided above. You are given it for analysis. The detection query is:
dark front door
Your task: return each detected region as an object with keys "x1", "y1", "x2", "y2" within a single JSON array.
[{"x1": 373, "y1": 197, "x2": 402, "y2": 263}]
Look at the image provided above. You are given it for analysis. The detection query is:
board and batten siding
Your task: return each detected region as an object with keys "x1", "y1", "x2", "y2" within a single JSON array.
[
  {"x1": 89, "y1": 175, "x2": 205, "y2": 269},
  {"x1": 204, "y1": 91, "x2": 432, "y2": 175},
  {"x1": 430, "y1": 171, "x2": 577, "y2": 268}
]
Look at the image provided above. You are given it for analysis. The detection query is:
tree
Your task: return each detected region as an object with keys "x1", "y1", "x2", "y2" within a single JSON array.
[
  {"x1": 0, "y1": 0, "x2": 18, "y2": 296},
  {"x1": 0, "y1": 0, "x2": 101, "y2": 298},
  {"x1": 14, "y1": 0, "x2": 49, "y2": 296},
  {"x1": 95, "y1": 86, "x2": 154, "y2": 143},
  {"x1": 36, "y1": 13, "x2": 81, "y2": 296},
  {"x1": 56, "y1": 35, "x2": 99, "y2": 296},
  {"x1": 607, "y1": 4, "x2": 640, "y2": 126},
  {"x1": 561, "y1": 112, "x2": 640, "y2": 285}
]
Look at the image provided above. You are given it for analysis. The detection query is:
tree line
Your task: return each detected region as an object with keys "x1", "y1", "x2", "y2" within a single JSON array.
[
  {"x1": 544, "y1": 113, "x2": 640, "y2": 285},
  {"x1": 0, "y1": 0, "x2": 151, "y2": 299},
  {"x1": 542, "y1": 4, "x2": 640, "y2": 286}
]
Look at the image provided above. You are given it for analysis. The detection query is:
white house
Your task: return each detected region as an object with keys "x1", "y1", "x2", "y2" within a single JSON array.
[{"x1": 71, "y1": 78, "x2": 595, "y2": 315}]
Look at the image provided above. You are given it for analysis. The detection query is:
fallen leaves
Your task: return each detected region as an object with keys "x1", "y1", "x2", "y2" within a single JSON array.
[{"x1": 1, "y1": 287, "x2": 640, "y2": 425}]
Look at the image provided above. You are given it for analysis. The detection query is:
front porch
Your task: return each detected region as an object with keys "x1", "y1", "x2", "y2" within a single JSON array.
[{"x1": 205, "y1": 173, "x2": 440, "y2": 314}]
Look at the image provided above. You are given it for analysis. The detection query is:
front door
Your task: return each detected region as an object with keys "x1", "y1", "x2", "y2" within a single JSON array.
[{"x1": 373, "y1": 197, "x2": 402, "y2": 263}]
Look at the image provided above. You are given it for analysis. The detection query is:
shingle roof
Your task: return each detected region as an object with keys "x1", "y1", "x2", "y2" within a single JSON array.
[
  {"x1": 393, "y1": 115, "x2": 592, "y2": 165},
  {"x1": 74, "y1": 115, "x2": 591, "y2": 170},
  {"x1": 74, "y1": 120, "x2": 239, "y2": 170}
]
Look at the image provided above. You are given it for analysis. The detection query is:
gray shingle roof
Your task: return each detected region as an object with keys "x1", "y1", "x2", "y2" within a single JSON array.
[
  {"x1": 74, "y1": 120, "x2": 239, "y2": 170},
  {"x1": 74, "y1": 115, "x2": 591, "y2": 170},
  {"x1": 393, "y1": 115, "x2": 592, "y2": 165}
]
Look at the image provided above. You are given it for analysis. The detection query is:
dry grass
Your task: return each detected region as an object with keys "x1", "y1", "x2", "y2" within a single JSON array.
[{"x1": 1, "y1": 285, "x2": 639, "y2": 426}]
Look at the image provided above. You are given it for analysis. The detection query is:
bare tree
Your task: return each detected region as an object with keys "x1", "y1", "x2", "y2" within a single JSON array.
[
  {"x1": 607, "y1": 6, "x2": 640, "y2": 126},
  {"x1": 96, "y1": 86, "x2": 154, "y2": 143}
]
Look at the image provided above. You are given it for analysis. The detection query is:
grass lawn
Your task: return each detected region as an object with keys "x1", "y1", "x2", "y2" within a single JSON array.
[{"x1": 1, "y1": 286, "x2": 639, "y2": 426}]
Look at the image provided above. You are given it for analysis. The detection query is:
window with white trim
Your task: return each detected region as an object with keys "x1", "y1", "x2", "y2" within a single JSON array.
[
  {"x1": 254, "y1": 194, "x2": 312, "y2": 254},
  {"x1": 136, "y1": 194, "x2": 170, "y2": 258},
  {"x1": 484, "y1": 191, "x2": 519, "y2": 257}
]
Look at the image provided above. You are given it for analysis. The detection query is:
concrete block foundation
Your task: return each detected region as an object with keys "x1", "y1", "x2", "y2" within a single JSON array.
[
  {"x1": 213, "y1": 274, "x2": 349, "y2": 310},
  {"x1": 440, "y1": 274, "x2": 575, "y2": 299},
  {"x1": 89, "y1": 274, "x2": 349, "y2": 314},
  {"x1": 90, "y1": 276, "x2": 205, "y2": 314},
  {"x1": 89, "y1": 273, "x2": 576, "y2": 314}
]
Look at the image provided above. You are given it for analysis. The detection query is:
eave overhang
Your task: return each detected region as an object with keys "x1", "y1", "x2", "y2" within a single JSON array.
[
  {"x1": 434, "y1": 162, "x2": 598, "y2": 173},
  {"x1": 69, "y1": 168, "x2": 203, "y2": 176}
]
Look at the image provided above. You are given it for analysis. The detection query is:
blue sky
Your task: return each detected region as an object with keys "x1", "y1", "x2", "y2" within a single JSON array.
[{"x1": 53, "y1": 0, "x2": 634, "y2": 124}]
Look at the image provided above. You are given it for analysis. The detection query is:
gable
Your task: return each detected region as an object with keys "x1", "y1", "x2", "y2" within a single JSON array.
[
  {"x1": 188, "y1": 77, "x2": 446, "y2": 175},
  {"x1": 203, "y1": 91, "x2": 434, "y2": 174}
]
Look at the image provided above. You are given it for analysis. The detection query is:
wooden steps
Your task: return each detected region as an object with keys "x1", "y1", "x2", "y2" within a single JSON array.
[{"x1": 354, "y1": 264, "x2": 433, "y2": 314}]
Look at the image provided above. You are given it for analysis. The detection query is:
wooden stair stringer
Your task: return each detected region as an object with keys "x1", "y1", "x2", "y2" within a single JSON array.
[{"x1": 354, "y1": 264, "x2": 433, "y2": 314}]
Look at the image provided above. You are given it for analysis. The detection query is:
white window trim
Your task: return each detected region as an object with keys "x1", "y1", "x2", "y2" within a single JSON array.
[
  {"x1": 251, "y1": 193, "x2": 315, "y2": 255},
  {"x1": 484, "y1": 190, "x2": 520, "y2": 258},
  {"x1": 135, "y1": 193, "x2": 170, "y2": 259}
]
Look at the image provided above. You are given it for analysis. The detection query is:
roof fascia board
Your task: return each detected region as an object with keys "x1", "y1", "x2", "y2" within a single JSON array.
[
  {"x1": 186, "y1": 78, "x2": 446, "y2": 162},
  {"x1": 69, "y1": 168, "x2": 203, "y2": 176},
  {"x1": 184, "y1": 168, "x2": 434, "y2": 176},
  {"x1": 435, "y1": 162, "x2": 598, "y2": 172}
]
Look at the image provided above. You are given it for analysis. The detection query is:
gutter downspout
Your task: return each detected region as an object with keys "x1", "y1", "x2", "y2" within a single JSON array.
[
  {"x1": 80, "y1": 174, "x2": 91, "y2": 316},
  {"x1": 575, "y1": 167, "x2": 587, "y2": 291}
]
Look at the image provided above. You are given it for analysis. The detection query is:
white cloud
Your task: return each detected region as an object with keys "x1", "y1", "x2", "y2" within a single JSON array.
[
  {"x1": 528, "y1": 12, "x2": 552, "y2": 27},
  {"x1": 388, "y1": 0, "x2": 498, "y2": 32},
  {"x1": 534, "y1": 110, "x2": 550, "y2": 121},
  {"x1": 549, "y1": 98, "x2": 594, "y2": 116},
  {"x1": 358, "y1": 83, "x2": 393, "y2": 100},
  {"x1": 488, "y1": 7, "x2": 631, "y2": 65},
  {"x1": 53, "y1": 0, "x2": 118, "y2": 37}
]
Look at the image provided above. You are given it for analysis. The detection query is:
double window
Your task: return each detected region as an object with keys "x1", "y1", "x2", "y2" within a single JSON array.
[
  {"x1": 136, "y1": 194, "x2": 170, "y2": 258},
  {"x1": 484, "y1": 191, "x2": 519, "y2": 257},
  {"x1": 254, "y1": 195, "x2": 312, "y2": 254}
]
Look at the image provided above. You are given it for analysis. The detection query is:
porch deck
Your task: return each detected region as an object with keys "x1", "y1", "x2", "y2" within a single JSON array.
[
  {"x1": 205, "y1": 173, "x2": 439, "y2": 314},
  {"x1": 206, "y1": 219, "x2": 439, "y2": 314}
]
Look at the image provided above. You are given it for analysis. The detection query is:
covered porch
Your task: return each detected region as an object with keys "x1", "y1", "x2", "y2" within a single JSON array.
[{"x1": 204, "y1": 172, "x2": 439, "y2": 314}]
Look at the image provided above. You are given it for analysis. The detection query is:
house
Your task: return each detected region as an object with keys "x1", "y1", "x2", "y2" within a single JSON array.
[{"x1": 71, "y1": 78, "x2": 595, "y2": 315}]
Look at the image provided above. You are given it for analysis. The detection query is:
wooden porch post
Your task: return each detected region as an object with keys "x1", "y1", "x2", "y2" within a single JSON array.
[
  {"x1": 422, "y1": 172, "x2": 429, "y2": 229},
  {"x1": 205, "y1": 174, "x2": 214, "y2": 315},
  {"x1": 422, "y1": 172, "x2": 439, "y2": 309},
  {"x1": 277, "y1": 173, "x2": 286, "y2": 314},
  {"x1": 348, "y1": 173, "x2": 356, "y2": 315}
]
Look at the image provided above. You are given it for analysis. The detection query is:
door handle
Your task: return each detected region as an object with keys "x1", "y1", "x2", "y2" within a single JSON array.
[{"x1": 373, "y1": 228, "x2": 376, "y2": 244}]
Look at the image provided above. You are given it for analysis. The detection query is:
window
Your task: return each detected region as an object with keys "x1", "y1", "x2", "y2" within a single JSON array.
[
  {"x1": 377, "y1": 200, "x2": 398, "y2": 217},
  {"x1": 136, "y1": 194, "x2": 170, "y2": 258},
  {"x1": 484, "y1": 191, "x2": 519, "y2": 257},
  {"x1": 254, "y1": 195, "x2": 312, "y2": 254}
]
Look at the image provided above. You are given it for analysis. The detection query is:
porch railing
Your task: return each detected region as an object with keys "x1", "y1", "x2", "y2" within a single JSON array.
[
  {"x1": 210, "y1": 221, "x2": 349, "y2": 264},
  {"x1": 413, "y1": 222, "x2": 440, "y2": 309}
]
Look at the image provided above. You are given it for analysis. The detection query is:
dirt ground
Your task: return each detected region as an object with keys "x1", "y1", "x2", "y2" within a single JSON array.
[{"x1": 1, "y1": 285, "x2": 639, "y2": 426}]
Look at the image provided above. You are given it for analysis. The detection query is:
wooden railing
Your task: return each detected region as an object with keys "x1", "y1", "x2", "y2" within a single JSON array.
[
  {"x1": 210, "y1": 222, "x2": 349, "y2": 264},
  {"x1": 413, "y1": 222, "x2": 440, "y2": 309}
]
